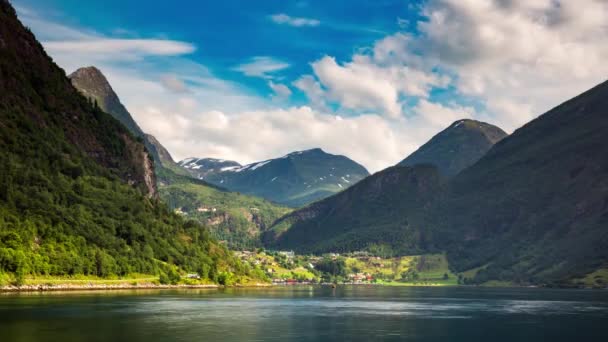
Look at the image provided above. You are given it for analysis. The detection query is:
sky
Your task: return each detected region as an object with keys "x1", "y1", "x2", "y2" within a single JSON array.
[{"x1": 12, "y1": 0, "x2": 608, "y2": 172}]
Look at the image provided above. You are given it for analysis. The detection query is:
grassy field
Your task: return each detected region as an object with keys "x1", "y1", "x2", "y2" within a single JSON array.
[
  {"x1": 24, "y1": 275, "x2": 158, "y2": 286},
  {"x1": 236, "y1": 252, "x2": 317, "y2": 281},
  {"x1": 0, "y1": 273, "x2": 270, "y2": 288},
  {"x1": 235, "y1": 251, "x2": 460, "y2": 285},
  {"x1": 343, "y1": 253, "x2": 458, "y2": 285},
  {"x1": 573, "y1": 268, "x2": 608, "y2": 288},
  {"x1": 0, "y1": 274, "x2": 159, "y2": 287}
]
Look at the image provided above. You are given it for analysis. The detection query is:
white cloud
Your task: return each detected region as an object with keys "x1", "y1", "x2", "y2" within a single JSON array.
[
  {"x1": 294, "y1": 0, "x2": 608, "y2": 132},
  {"x1": 44, "y1": 39, "x2": 195, "y2": 57},
  {"x1": 135, "y1": 105, "x2": 420, "y2": 172},
  {"x1": 306, "y1": 43, "x2": 449, "y2": 118},
  {"x1": 312, "y1": 56, "x2": 401, "y2": 117},
  {"x1": 410, "y1": 99, "x2": 475, "y2": 131},
  {"x1": 293, "y1": 75, "x2": 327, "y2": 110},
  {"x1": 15, "y1": 5, "x2": 195, "y2": 65},
  {"x1": 269, "y1": 13, "x2": 320, "y2": 27},
  {"x1": 135, "y1": 98, "x2": 483, "y2": 173},
  {"x1": 412, "y1": 0, "x2": 608, "y2": 131},
  {"x1": 233, "y1": 56, "x2": 290, "y2": 79},
  {"x1": 268, "y1": 81, "x2": 292, "y2": 100},
  {"x1": 160, "y1": 74, "x2": 190, "y2": 93}
]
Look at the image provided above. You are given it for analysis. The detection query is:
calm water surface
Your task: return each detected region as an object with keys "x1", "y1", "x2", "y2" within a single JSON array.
[{"x1": 1, "y1": 286, "x2": 607, "y2": 341}]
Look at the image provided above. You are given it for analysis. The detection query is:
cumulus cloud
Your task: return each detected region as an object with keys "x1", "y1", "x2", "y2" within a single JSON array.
[
  {"x1": 304, "y1": 39, "x2": 449, "y2": 118},
  {"x1": 134, "y1": 104, "x2": 419, "y2": 172},
  {"x1": 269, "y1": 13, "x2": 320, "y2": 27},
  {"x1": 233, "y1": 56, "x2": 290, "y2": 78},
  {"x1": 293, "y1": 75, "x2": 327, "y2": 110},
  {"x1": 412, "y1": 0, "x2": 608, "y2": 130},
  {"x1": 294, "y1": 0, "x2": 608, "y2": 132}
]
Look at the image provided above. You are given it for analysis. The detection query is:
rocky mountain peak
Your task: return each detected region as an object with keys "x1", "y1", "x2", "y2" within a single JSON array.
[
  {"x1": 69, "y1": 66, "x2": 117, "y2": 102},
  {"x1": 69, "y1": 65, "x2": 144, "y2": 137}
]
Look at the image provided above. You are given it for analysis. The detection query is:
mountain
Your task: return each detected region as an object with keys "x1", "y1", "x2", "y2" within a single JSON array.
[
  {"x1": 142, "y1": 132, "x2": 194, "y2": 181},
  {"x1": 69, "y1": 65, "x2": 172, "y2": 172},
  {"x1": 0, "y1": 1, "x2": 259, "y2": 284},
  {"x1": 179, "y1": 157, "x2": 242, "y2": 180},
  {"x1": 179, "y1": 148, "x2": 370, "y2": 207},
  {"x1": 269, "y1": 82, "x2": 608, "y2": 285},
  {"x1": 144, "y1": 133, "x2": 176, "y2": 167},
  {"x1": 398, "y1": 119, "x2": 507, "y2": 177},
  {"x1": 144, "y1": 140, "x2": 290, "y2": 249},
  {"x1": 69, "y1": 66, "x2": 144, "y2": 137},
  {"x1": 267, "y1": 164, "x2": 443, "y2": 253},
  {"x1": 437, "y1": 80, "x2": 608, "y2": 284},
  {"x1": 69, "y1": 66, "x2": 290, "y2": 248}
]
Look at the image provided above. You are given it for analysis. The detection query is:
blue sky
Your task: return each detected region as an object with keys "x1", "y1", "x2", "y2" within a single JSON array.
[
  {"x1": 13, "y1": 0, "x2": 608, "y2": 171},
  {"x1": 20, "y1": 0, "x2": 421, "y2": 105}
]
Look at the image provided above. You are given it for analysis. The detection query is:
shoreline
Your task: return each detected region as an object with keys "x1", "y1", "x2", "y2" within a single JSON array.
[
  {"x1": 2, "y1": 282, "x2": 603, "y2": 293},
  {"x1": 0, "y1": 282, "x2": 276, "y2": 293},
  {"x1": 0, "y1": 283, "x2": 219, "y2": 293}
]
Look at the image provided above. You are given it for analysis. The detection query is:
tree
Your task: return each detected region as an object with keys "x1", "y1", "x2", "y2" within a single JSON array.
[{"x1": 217, "y1": 272, "x2": 234, "y2": 286}]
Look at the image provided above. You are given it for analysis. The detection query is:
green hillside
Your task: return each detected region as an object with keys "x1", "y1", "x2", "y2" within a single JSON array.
[
  {"x1": 145, "y1": 135, "x2": 291, "y2": 250},
  {"x1": 0, "y1": 1, "x2": 263, "y2": 285},
  {"x1": 268, "y1": 165, "x2": 444, "y2": 253},
  {"x1": 159, "y1": 176, "x2": 291, "y2": 249}
]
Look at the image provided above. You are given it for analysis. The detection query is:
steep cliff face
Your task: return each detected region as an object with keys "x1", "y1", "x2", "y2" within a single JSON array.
[
  {"x1": 69, "y1": 66, "x2": 144, "y2": 137},
  {"x1": 123, "y1": 134, "x2": 157, "y2": 198}
]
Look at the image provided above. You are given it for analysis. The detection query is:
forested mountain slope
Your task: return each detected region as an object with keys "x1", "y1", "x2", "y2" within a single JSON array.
[
  {"x1": 438, "y1": 80, "x2": 608, "y2": 284},
  {"x1": 0, "y1": 0, "x2": 261, "y2": 284},
  {"x1": 268, "y1": 165, "x2": 444, "y2": 254}
]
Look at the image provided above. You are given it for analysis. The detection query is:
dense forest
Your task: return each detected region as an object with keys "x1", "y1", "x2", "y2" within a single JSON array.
[{"x1": 0, "y1": 0, "x2": 265, "y2": 286}]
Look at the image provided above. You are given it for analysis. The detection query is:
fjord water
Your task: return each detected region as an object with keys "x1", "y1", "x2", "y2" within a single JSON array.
[{"x1": 1, "y1": 286, "x2": 607, "y2": 341}]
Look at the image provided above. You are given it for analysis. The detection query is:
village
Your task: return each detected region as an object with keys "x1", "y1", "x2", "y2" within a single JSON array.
[{"x1": 232, "y1": 250, "x2": 459, "y2": 286}]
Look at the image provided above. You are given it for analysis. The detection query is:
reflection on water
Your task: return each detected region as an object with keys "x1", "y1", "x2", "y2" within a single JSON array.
[{"x1": 1, "y1": 286, "x2": 607, "y2": 341}]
